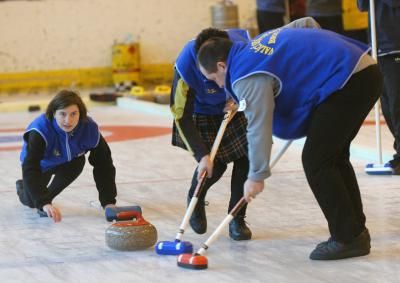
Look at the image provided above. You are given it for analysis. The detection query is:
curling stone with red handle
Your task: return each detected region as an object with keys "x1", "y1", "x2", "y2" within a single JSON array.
[{"x1": 105, "y1": 211, "x2": 157, "y2": 251}]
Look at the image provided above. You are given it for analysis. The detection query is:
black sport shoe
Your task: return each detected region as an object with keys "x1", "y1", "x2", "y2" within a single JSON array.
[
  {"x1": 388, "y1": 159, "x2": 400, "y2": 175},
  {"x1": 16, "y1": 179, "x2": 35, "y2": 208},
  {"x1": 316, "y1": 237, "x2": 332, "y2": 248},
  {"x1": 310, "y1": 228, "x2": 371, "y2": 260},
  {"x1": 187, "y1": 195, "x2": 207, "y2": 234},
  {"x1": 229, "y1": 216, "x2": 252, "y2": 241}
]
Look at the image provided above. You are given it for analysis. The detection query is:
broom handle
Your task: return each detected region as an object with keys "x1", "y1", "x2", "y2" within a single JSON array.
[
  {"x1": 370, "y1": 0, "x2": 378, "y2": 60},
  {"x1": 195, "y1": 108, "x2": 237, "y2": 197},
  {"x1": 369, "y1": 0, "x2": 383, "y2": 164},
  {"x1": 197, "y1": 139, "x2": 292, "y2": 255},
  {"x1": 270, "y1": 139, "x2": 292, "y2": 168},
  {"x1": 210, "y1": 108, "x2": 237, "y2": 161},
  {"x1": 176, "y1": 109, "x2": 237, "y2": 241},
  {"x1": 283, "y1": 0, "x2": 290, "y2": 24}
]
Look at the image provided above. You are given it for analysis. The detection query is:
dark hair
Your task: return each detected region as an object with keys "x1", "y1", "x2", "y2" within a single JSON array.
[
  {"x1": 46, "y1": 89, "x2": 87, "y2": 120},
  {"x1": 197, "y1": 37, "x2": 233, "y2": 73},
  {"x1": 194, "y1": 27, "x2": 229, "y2": 52}
]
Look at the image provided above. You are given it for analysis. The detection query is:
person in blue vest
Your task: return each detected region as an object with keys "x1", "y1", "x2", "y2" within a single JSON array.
[
  {"x1": 16, "y1": 90, "x2": 117, "y2": 223},
  {"x1": 171, "y1": 17, "x2": 320, "y2": 241},
  {"x1": 171, "y1": 28, "x2": 252, "y2": 241},
  {"x1": 358, "y1": 0, "x2": 400, "y2": 174},
  {"x1": 196, "y1": 25, "x2": 382, "y2": 259}
]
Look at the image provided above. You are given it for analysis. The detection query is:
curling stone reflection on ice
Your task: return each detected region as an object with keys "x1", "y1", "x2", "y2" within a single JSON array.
[{"x1": 105, "y1": 212, "x2": 157, "y2": 251}]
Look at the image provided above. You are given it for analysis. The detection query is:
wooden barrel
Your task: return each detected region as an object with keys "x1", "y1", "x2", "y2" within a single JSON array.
[{"x1": 211, "y1": 2, "x2": 239, "y2": 29}]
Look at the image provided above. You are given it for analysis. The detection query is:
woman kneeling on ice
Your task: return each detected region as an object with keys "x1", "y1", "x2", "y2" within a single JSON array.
[{"x1": 17, "y1": 90, "x2": 118, "y2": 223}]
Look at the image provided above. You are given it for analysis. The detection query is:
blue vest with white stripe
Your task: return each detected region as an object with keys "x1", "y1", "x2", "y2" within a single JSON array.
[
  {"x1": 226, "y1": 28, "x2": 370, "y2": 139},
  {"x1": 20, "y1": 114, "x2": 100, "y2": 172},
  {"x1": 175, "y1": 29, "x2": 250, "y2": 115}
]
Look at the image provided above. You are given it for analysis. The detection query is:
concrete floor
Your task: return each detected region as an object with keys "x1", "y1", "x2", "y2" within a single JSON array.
[{"x1": 0, "y1": 96, "x2": 399, "y2": 283}]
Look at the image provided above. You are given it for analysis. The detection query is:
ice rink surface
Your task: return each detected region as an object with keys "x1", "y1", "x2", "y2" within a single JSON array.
[{"x1": 0, "y1": 98, "x2": 399, "y2": 283}]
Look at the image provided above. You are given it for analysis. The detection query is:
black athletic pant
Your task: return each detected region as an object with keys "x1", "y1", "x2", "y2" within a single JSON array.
[
  {"x1": 379, "y1": 54, "x2": 400, "y2": 161},
  {"x1": 312, "y1": 15, "x2": 368, "y2": 44},
  {"x1": 302, "y1": 65, "x2": 382, "y2": 243},
  {"x1": 310, "y1": 15, "x2": 344, "y2": 35},
  {"x1": 20, "y1": 156, "x2": 85, "y2": 208},
  {"x1": 188, "y1": 155, "x2": 249, "y2": 218},
  {"x1": 257, "y1": 10, "x2": 284, "y2": 33}
]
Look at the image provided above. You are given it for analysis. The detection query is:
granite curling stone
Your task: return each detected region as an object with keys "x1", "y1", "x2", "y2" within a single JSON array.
[{"x1": 105, "y1": 212, "x2": 157, "y2": 251}]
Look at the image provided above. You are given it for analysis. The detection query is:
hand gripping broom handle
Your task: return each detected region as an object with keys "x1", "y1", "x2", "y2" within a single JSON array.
[
  {"x1": 176, "y1": 109, "x2": 238, "y2": 241},
  {"x1": 196, "y1": 139, "x2": 293, "y2": 255}
]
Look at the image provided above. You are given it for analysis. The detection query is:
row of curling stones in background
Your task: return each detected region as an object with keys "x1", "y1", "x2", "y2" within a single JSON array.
[
  {"x1": 129, "y1": 85, "x2": 171, "y2": 104},
  {"x1": 105, "y1": 205, "x2": 158, "y2": 251},
  {"x1": 89, "y1": 84, "x2": 171, "y2": 104}
]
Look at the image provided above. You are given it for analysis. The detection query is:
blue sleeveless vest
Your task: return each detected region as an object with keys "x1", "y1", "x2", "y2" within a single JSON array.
[
  {"x1": 20, "y1": 114, "x2": 100, "y2": 172},
  {"x1": 175, "y1": 29, "x2": 250, "y2": 115},
  {"x1": 226, "y1": 28, "x2": 370, "y2": 139}
]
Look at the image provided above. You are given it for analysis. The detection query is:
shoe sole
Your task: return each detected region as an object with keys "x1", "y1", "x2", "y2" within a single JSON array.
[
  {"x1": 230, "y1": 236, "x2": 252, "y2": 241},
  {"x1": 229, "y1": 232, "x2": 252, "y2": 241},
  {"x1": 310, "y1": 244, "x2": 371, "y2": 260}
]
